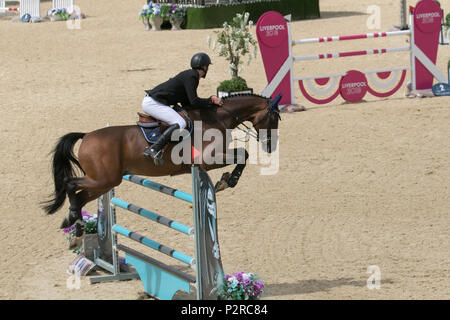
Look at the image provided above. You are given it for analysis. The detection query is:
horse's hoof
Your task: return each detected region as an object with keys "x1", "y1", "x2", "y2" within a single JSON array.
[
  {"x1": 220, "y1": 172, "x2": 231, "y2": 181},
  {"x1": 214, "y1": 181, "x2": 228, "y2": 193},
  {"x1": 60, "y1": 218, "x2": 71, "y2": 229},
  {"x1": 215, "y1": 172, "x2": 231, "y2": 192},
  {"x1": 227, "y1": 174, "x2": 240, "y2": 188},
  {"x1": 75, "y1": 222, "x2": 85, "y2": 237}
]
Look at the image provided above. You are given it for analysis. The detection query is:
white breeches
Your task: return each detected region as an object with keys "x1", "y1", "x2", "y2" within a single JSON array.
[{"x1": 142, "y1": 95, "x2": 187, "y2": 129}]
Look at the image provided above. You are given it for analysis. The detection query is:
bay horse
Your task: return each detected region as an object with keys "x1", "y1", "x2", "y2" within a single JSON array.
[{"x1": 42, "y1": 93, "x2": 281, "y2": 229}]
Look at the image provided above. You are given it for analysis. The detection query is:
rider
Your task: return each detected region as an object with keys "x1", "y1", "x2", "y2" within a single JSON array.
[{"x1": 142, "y1": 52, "x2": 224, "y2": 160}]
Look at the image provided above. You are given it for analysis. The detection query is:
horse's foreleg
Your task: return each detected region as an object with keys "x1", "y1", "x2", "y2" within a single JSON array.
[{"x1": 214, "y1": 148, "x2": 248, "y2": 192}]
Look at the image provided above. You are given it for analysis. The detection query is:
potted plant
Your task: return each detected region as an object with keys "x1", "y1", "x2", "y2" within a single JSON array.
[
  {"x1": 139, "y1": 4, "x2": 152, "y2": 30},
  {"x1": 81, "y1": 212, "x2": 99, "y2": 261},
  {"x1": 169, "y1": 4, "x2": 186, "y2": 30},
  {"x1": 207, "y1": 12, "x2": 258, "y2": 97},
  {"x1": 216, "y1": 77, "x2": 252, "y2": 98},
  {"x1": 448, "y1": 59, "x2": 450, "y2": 85},
  {"x1": 47, "y1": 8, "x2": 69, "y2": 21},
  {"x1": 149, "y1": 2, "x2": 169, "y2": 31},
  {"x1": 62, "y1": 210, "x2": 99, "y2": 261},
  {"x1": 444, "y1": 13, "x2": 450, "y2": 44}
]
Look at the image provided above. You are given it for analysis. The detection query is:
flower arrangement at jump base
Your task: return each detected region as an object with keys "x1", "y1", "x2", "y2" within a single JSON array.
[
  {"x1": 217, "y1": 271, "x2": 264, "y2": 300},
  {"x1": 62, "y1": 210, "x2": 98, "y2": 252},
  {"x1": 139, "y1": 2, "x2": 170, "y2": 31}
]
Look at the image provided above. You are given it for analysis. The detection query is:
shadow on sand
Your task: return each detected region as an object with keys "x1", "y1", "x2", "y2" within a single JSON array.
[
  {"x1": 263, "y1": 277, "x2": 394, "y2": 298},
  {"x1": 318, "y1": 11, "x2": 367, "y2": 20}
]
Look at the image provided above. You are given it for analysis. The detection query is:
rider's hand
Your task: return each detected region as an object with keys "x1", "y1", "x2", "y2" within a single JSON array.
[{"x1": 211, "y1": 96, "x2": 224, "y2": 106}]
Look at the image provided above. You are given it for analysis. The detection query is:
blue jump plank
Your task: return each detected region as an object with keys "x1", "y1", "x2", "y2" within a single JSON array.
[
  {"x1": 112, "y1": 224, "x2": 195, "y2": 266},
  {"x1": 111, "y1": 197, "x2": 193, "y2": 236},
  {"x1": 123, "y1": 175, "x2": 193, "y2": 203}
]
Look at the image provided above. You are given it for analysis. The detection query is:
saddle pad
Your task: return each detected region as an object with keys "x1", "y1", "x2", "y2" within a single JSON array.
[
  {"x1": 138, "y1": 118, "x2": 194, "y2": 144},
  {"x1": 140, "y1": 126, "x2": 161, "y2": 144}
]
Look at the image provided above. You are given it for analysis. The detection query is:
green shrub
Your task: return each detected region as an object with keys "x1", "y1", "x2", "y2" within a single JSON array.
[
  {"x1": 185, "y1": 0, "x2": 320, "y2": 29},
  {"x1": 217, "y1": 77, "x2": 249, "y2": 92}
]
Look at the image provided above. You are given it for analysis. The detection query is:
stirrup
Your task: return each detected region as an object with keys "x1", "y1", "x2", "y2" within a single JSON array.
[
  {"x1": 144, "y1": 147, "x2": 161, "y2": 159},
  {"x1": 144, "y1": 147, "x2": 165, "y2": 165}
]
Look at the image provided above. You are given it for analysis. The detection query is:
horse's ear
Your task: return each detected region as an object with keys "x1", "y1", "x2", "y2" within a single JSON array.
[{"x1": 270, "y1": 93, "x2": 282, "y2": 110}]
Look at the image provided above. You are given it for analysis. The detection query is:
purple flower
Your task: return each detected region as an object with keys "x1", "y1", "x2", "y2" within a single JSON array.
[
  {"x1": 62, "y1": 225, "x2": 76, "y2": 234},
  {"x1": 255, "y1": 280, "x2": 264, "y2": 290}
]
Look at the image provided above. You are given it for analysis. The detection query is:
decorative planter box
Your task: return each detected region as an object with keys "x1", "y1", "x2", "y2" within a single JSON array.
[
  {"x1": 217, "y1": 88, "x2": 253, "y2": 98},
  {"x1": 150, "y1": 15, "x2": 163, "y2": 31},
  {"x1": 82, "y1": 233, "x2": 99, "y2": 261},
  {"x1": 142, "y1": 16, "x2": 150, "y2": 30},
  {"x1": 170, "y1": 17, "x2": 184, "y2": 30}
]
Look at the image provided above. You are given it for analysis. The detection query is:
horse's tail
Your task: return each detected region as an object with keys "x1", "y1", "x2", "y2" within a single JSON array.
[{"x1": 42, "y1": 132, "x2": 86, "y2": 214}]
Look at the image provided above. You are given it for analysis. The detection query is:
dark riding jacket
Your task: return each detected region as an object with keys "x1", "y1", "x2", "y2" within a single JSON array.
[{"x1": 145, "y1": 69, "x2": 212, "y2": 110}]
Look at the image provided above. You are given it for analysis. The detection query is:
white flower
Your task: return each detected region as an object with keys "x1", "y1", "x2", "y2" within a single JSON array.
[{"x1": 143, "y1": 4, "x2": 149, "y2": 10}]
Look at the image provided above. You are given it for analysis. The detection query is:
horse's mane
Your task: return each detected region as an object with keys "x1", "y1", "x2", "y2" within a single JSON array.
[{"x1": 222, "y1": 93, "x2": 269, "y2": 101}]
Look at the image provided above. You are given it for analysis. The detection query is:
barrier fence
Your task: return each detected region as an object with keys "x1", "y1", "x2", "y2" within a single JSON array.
[
  {"x1": 90, "y1": 166, "x2": 224, "y2": 300},
  {"x1": 257, "y1": 0, "x2": 448, "y2": 105}
]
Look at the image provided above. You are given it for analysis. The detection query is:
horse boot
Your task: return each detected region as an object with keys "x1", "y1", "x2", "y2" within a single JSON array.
[
  {"x1": 60, "y1": 208, "x2": 82, "y2": 229},
  {"x1": 143, "y1": 123, "x2": 180, "y2": 165}
]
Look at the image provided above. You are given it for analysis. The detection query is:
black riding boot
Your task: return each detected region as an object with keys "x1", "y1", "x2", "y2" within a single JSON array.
[{"x1": 143, "y1": 123, "x2": 180, "y2": 162}]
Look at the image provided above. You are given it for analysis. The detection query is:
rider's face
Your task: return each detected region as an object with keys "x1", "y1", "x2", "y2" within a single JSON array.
[{"x1": 201, "y1": 65, "x2": 209, "y2": 78}]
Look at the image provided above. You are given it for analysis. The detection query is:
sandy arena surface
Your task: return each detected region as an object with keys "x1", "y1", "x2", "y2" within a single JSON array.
[{"x1": 0, "y1": 0, "x2": 449, "y2": 300}]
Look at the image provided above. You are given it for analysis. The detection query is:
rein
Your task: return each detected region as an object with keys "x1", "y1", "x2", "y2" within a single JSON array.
[{"x1": 220, "y1": 97, "x2": 281, "y2": 142}]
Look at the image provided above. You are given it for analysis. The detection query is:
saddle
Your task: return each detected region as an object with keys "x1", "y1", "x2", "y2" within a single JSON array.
[{"x1": 136, "y1": 105, "x2": 192, "y2": 144}]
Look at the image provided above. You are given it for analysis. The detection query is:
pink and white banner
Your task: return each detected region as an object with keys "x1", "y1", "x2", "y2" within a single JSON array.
[
  {"x1": 256, "y1": 11, "x2": 291, "y2": 105},
  {"x1": 256, "y1": 0, "x2": 445, "y2": 105}
]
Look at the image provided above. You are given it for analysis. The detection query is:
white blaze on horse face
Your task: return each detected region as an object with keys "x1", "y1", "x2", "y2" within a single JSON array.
[
  {"x1": 203, "y1": 128, "x2": 224, "y2": 165},
  {"x1": 170, "y1": 129, "x2": 191, "y2": 165}
]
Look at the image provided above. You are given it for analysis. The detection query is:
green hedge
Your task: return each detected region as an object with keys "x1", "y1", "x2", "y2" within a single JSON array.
[{"x1": 185, "y1": 0, "x2": 320, "y2": 29}]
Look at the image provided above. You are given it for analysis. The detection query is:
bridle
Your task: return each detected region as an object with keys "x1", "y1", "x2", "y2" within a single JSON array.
[{"x1": 220, "y1": 95, "x2": 281, "y2": 142}]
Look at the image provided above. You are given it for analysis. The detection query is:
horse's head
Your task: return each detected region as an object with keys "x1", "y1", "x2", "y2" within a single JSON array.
[
  {"x1": 251, "y1": 94, "x2": 282, "y2": 153},
  {"x1": 221, "y1": 93, "x2": 281, "y2": 153}
]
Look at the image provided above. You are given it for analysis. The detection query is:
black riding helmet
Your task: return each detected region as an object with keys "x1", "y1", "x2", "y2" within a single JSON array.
[{"x1": 190, "y1": 52, "x2": 212, "y2": 70}]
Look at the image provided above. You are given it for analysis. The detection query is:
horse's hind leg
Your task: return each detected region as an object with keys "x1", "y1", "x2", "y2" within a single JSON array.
[
  {"x1": 61, "y1": 176, "x2": 94, "y2": 229},
  {"x1": 61, "y1": 176, "x2": 119, "y2": 229},
  {"x1": 59, "y1": 178, "x2": 86, "y2": 229}
]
